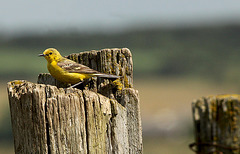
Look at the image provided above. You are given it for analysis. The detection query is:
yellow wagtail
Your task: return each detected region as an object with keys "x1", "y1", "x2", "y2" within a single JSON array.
[{"x1": 39, "y1": 48, "x2": 121, "y2": 88}]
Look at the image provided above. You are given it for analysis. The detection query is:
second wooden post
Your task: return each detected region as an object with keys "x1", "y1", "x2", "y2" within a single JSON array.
[{"x1": 191, "y1": 95, "x2": 240, "y2": 154}]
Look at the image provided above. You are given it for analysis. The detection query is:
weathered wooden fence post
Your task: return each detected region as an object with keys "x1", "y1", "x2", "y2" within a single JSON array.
[
  {"x1": 191, "y1": 95, "x2": 240, "y2": 154},
  {"x1": 7, "y1": 48, "x2": 143, "y2": 154}
]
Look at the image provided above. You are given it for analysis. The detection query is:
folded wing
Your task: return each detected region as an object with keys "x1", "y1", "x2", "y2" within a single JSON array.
[
  {"x1": 58, "y1": 58, "x2": 121, "y2": 79},
  {"x1": 57, "y1": 58, "x2": 99, "y2": 74}
]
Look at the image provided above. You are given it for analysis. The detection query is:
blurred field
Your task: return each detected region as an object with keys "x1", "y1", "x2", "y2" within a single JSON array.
[
  {"x1": 1, "y1": 77, "x2": 239, "y2": 153},
  {"x1": 0, "y1": 142, "x2": 14, "y2": 154},
  {"x1": 0, "y1": 82, "x2": 14, "y2": 154},
  {"x1": 1, "y1": 25, "x2": 240, "y2": 153},
  {"x1": 135, "y1": 77, "x2": 239, "y2": 118},
  {"x1": 134, "y1": 78, "x2": 239, "y2": 153}
]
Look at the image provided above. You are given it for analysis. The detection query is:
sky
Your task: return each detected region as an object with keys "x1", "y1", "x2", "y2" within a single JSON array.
[{"x1": 1, "y1": 0, "x2": 240, "y2": 35}]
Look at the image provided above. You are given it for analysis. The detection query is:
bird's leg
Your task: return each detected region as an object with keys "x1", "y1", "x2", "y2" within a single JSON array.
[{"x1": 70, "y1": 81, "x2": 83, "y2": 88}]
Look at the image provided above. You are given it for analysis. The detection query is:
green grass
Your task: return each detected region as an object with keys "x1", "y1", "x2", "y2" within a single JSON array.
[{"x1": 0, "y1": 48, "x2": 46, "y2": 81}]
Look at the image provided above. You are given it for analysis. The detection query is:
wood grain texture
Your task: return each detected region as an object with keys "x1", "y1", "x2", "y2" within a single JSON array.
[
  {"x1": 8, "y1": 48, "x2": 142, "y2": 154},
  {"x1": 192, "y1": 95, "x2": 240, "y2": 154}
]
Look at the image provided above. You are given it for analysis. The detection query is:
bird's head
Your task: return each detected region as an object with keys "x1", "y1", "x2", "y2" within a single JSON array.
[{"x1": 39, "y1": 48, "x2": 62, "y2": 63}]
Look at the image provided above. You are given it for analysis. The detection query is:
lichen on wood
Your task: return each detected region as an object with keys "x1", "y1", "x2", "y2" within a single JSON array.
[{"x1": 192, "y1": 95, "x2": 240, "y2": 154}]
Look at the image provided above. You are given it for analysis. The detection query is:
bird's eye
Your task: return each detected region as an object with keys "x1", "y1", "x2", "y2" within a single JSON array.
[{"x1": 49, "y1": 52, "x2": 53, "y2": 55}]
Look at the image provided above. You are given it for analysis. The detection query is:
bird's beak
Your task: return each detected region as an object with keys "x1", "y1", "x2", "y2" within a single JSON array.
[{"x1": 38, "y1": 54, "x2": 46, "y2": 57}]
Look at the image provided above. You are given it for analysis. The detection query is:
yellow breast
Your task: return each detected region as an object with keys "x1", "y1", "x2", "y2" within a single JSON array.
[{"x1": 47, "y1": 61, "x2": 91, "y2": 84}]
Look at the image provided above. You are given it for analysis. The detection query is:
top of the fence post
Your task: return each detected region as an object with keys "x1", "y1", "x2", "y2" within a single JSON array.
[
  {"x1": 67, "y1": 48, "x2": 133, "y2": 87},
  {"x1": 38, "y1": 48, "x2": 134, "y2": 99}
]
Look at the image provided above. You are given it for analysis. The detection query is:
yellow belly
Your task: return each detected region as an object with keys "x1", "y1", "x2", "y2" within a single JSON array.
[{"x1": 47, "y1": 61, "x2": 92, "y2": 84}]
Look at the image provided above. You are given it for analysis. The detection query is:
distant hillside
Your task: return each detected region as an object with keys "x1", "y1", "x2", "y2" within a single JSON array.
[{"x1": 1, "y1": 24, "x2": 240, "y2": 83}]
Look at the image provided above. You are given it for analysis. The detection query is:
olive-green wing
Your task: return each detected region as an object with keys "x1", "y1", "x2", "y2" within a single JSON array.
[{"x1": 57, "y1": 58, "x2": 99, "y2": 74}]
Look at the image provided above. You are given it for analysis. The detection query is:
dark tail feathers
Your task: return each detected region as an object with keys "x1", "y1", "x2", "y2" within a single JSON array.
[{"x1": 93, "y1": 73, "x2": 121, "y2": 79}]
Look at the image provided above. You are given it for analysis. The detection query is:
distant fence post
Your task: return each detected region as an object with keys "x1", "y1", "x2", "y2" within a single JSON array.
[
  {"x1": 7, "y1": 48, "x2": 143, "y2": 154},
  {"x1": 191, "y1": 95, "x2": 240, "y2": 154}
]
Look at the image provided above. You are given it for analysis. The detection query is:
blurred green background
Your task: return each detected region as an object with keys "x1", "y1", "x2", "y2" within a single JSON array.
[{"x1": 1, "y1": 1, "x2": 240, "y2": 153}]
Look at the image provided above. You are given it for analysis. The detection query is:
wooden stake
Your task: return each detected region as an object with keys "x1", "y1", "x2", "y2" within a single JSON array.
[
  {"x1": 191, "y1": 95, "x2": 240, "y2": 154},
  {"x1": 7, "y1": 48, "x2": 143, "y2": 154}
]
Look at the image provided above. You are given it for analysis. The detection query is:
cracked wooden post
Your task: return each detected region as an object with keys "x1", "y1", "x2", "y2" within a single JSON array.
[
  {"x1": 191, "y1": 95, "x2": 240, "y2": 154},
  {"x1": 7, "y1": 48, "x2": 143, "y2": 154}
]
